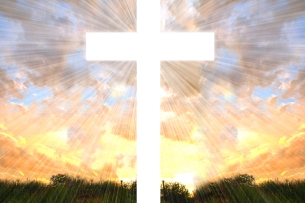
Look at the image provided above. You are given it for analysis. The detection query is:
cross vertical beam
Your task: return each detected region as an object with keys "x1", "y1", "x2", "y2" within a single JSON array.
[{"x1": 137, "y1": 1, "x2": 160, "y2": 202}]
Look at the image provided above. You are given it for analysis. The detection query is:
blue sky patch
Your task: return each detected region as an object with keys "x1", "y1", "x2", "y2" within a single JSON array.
[
  {"x1": 82, "y1": 86, "x2": 97, "y2": 101},
  {"x1": 9, "y1": 83, "x2": 53, "y2": 106},
  {"x1": 252, "y1": 84, "x2": 280, "y2": 101}
]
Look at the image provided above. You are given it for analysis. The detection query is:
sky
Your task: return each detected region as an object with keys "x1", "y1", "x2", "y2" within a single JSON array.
[
  {"x1": 0, "y1": 0, "x2": 305, "y2": 193},
  {"x1": 160, "y1": 0, "x2": 305, "y2": 191},
  {"x1": 0, "y1": 0, "x2": 137, "y2": 183}
]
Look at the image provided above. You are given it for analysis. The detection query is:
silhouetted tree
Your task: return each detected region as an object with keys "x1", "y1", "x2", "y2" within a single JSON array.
[
  {"x1": 233, "y1": 174, "x2": 255, "y2": 186},
  {"x1": 161, "y1": 182, "x2": 193, "y2": 203},
  {"x1": 50, "y1": 174, "x2": 71, "y2": 186}
]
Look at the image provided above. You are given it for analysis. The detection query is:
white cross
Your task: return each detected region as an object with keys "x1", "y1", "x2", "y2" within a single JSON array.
[{"x1": 86, "y1": 1, "x2": 214, "y2": 202}]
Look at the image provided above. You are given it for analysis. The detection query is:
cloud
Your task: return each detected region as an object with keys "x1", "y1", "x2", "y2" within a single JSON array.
[
  {"x1": 115, "y1": 153, "x2": 136, "y2": 169},
  {"x1": 161, "y1": 61, "x2": 202, "y2": 98},
  {"x1": 67, "y1": 125, "x2": 86, "y2": 144},
  {"x1": 0, "y1": 0, "x2": 137, "y2": 103},
  {"x1": 100, "y1": 162, "x2": 118, "y2": 180},
  {"x1": 0, "y1": 126, "x2": 62, "y2": 176},
  {"x1": 220, "y1": 125, "x2": 239, "y2": 143},
  {"x1": 159, "y1": 0, "x2": 305, "y2": 187},
  {"x1": 225, "y1": 123, "x2": 305, "y2": 178},
  {"x1": 159, "y1": 1, "x2": 305, "y2": 144},
  {"x1": 0, "y1": 121, "x2": 137, "y2": 181},
  {"x1": 161, "y1": 0, "x2": 305, "y2": 102},
  {"x1": 0, "y1": 0, "x2": 138, "y2": 183}
]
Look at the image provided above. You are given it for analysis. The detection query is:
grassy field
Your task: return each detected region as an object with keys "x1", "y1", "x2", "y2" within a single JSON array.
[
  {"x1": 0, "y1": 174, "x2": 136, "y2": 203},
  {"x1": 193, "y1": 175, "x2": 305, "y2": 203},
  {"x1": 1, "y1": 173, "x2": 305, "y2": 202},
  {"x1": 161, "y1": 174, "x2": 305, "y2": 203}
]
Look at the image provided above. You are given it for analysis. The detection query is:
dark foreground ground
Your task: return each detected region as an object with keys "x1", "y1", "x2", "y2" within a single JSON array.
[
  {"x1": 1, "y1": 174, "x2": 305, "y2": 202},
  {"x1": 162, "y1": 174, "x2": 305, "y2": 203}
]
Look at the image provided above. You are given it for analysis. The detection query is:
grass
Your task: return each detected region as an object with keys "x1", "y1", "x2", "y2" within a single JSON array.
[
  {"x1": 161, "y1": 174, "x2": 305, "y2": 203},
  {"x1": 193, "y1": 174, "x2": 305, "y2": 203},
  {"x1": 1, "y1": 173, "x2": 305, "y2": 202},
  {"x1": 0, "y1": 174, "x2": 136, "y2": 203}
]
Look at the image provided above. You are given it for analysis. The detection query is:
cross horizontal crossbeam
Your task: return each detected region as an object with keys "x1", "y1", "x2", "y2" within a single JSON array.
[{"x1": 86, "y1": 32, "x2": 214, "y2": 61}]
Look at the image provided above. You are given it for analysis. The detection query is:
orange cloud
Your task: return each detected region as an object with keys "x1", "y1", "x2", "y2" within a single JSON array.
[
  {"x1": 160, "y1": 60, "x2": 305, "y2": 188},
  {"x1": 0, "y1": 120, "x2": 136, "y2": 182}
]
